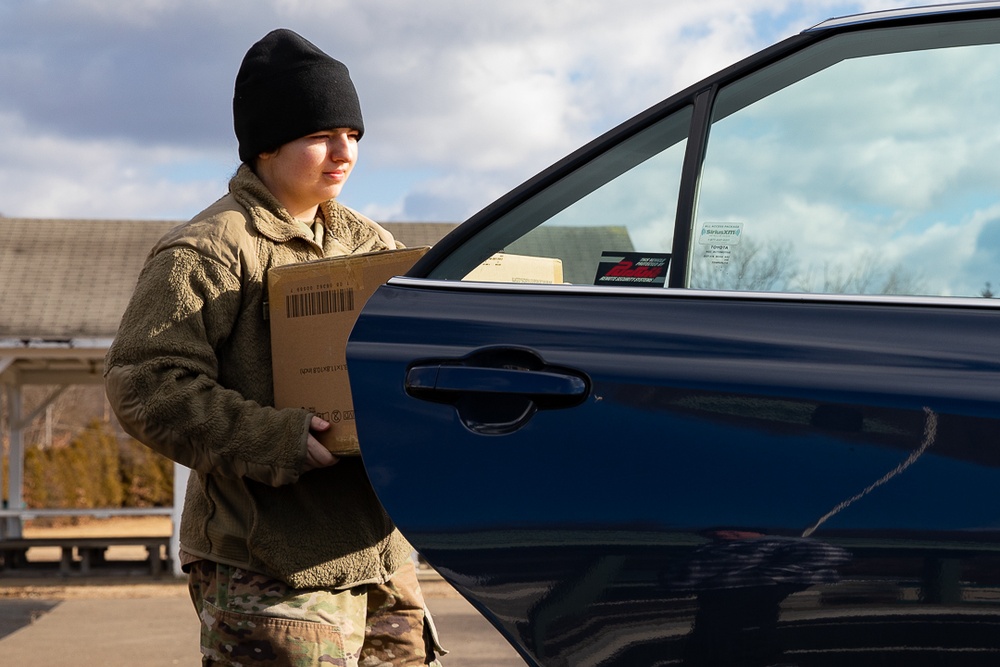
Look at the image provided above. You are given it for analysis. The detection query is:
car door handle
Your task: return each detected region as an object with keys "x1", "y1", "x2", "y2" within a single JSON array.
[
  {"x1": 404, "y1": 349, "x2": 591, "y2": 434},
  {"x1": 406, "y1": 365, "x2": 587, "y2": 399}
]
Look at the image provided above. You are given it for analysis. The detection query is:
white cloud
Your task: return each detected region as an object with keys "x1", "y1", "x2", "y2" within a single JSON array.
[
  {"x1": 0, "y1": 0, "x2": 932, "y2": 223},
  {"x1": 0, "y1": 112, "x2": 231, "y2": 220}
]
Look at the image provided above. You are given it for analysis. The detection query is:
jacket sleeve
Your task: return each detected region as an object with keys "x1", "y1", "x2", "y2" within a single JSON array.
[{"x1": 104, "y1": 246, "x2": 308, "y2": 487}]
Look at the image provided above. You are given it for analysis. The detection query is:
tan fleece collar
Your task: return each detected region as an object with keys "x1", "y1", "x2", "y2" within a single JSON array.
[
  {"x1": 228, "y1": 164, "x2": 392, "y2": 256},
  {"x1": 229, "y1": 164, "x2": 330, "y2": 245}
]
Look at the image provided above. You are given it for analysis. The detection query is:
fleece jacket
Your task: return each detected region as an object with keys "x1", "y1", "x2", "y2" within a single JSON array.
[{"x1": 105, "y1": 165, "x2": 411, "y2": 589}]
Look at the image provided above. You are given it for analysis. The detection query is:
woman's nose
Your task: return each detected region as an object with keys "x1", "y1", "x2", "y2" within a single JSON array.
[{"x1": 328, "y1": 135, "x2": 354, "y2": 161}]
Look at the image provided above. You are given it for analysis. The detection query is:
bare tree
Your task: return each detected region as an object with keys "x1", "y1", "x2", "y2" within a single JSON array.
[
  {"x1": 692, "y1": 238, "x2": 924, "y2": 296},
  {"x1": 690, "y1": 238, "x2": 794, "y2": 291}
]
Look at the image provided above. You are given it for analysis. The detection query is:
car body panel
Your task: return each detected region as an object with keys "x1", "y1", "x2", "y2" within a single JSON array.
[
  {"x1": 808, "y1": 1, "x2": 1000, "y2": 31},
  {"x1": 350, "y1": 286, "x2": 1000, "y2": 664}
]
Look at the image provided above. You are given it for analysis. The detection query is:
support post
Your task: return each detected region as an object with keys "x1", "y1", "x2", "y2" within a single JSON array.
[
  {"x1": 171, "y1": 463, "x2": 190, "y2": 577},
  {"x1": 4, "y1": 384, "x2": 24, "y2": 539}
]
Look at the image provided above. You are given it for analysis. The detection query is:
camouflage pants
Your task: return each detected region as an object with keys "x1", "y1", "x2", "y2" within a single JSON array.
[{"x1": 188, "y1": 558, "x2": 444, "y2": 666}]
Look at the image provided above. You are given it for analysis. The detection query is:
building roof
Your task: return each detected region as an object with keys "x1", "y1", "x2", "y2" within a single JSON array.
[
  {"x1": 1, "y1": 218, "x2": 175, "y2": 339},
  {"x1": 0, "y1": 217, "x2": 458, "y2": 386},
  {"x1": 0, "y1": 217, "x2": 458, "y2": 340},
  {"x1": 507, "y1": 225, "x2": 635, "y2": 284}
]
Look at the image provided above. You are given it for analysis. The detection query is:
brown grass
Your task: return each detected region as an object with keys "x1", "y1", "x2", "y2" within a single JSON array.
[{"x1": 23, "y1": 515, "x2": 172, "y2": 538}]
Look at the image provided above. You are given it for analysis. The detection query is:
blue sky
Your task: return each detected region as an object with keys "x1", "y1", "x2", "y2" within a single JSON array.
[{"x1": 0, "y1": 0, "x2": 927, "y2": 224}]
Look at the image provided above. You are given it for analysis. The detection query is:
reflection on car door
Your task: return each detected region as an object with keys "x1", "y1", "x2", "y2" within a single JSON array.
[{"x1": 350, "y1": 283, "x2": 1000, "y2": 665}]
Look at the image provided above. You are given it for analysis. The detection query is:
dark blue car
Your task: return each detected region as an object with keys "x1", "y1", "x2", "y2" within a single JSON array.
[{"x1": 348, "y1": 2, "x2": 1000, "y2": 664}]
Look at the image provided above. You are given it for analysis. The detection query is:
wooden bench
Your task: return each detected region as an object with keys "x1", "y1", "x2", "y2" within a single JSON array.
[{"x1": 0, "y1": 536, "x2": 171, "y2": 577}]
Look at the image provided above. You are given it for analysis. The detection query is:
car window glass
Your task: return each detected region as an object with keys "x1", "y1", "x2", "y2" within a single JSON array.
[
  {"x1": 428, "y1": 106, "x2": 692, "y2": 285},
  {"x1": 690, "y1": 20, "x2": 1000, "y2": 297}
]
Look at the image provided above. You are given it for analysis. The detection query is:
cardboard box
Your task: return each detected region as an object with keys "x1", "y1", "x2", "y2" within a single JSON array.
[
  {"x1": 464, "y1": 252, "x2": 564, "y2": 284},
  {"x1": 268, "y1": 247, "x2": 429, "y2": 455}
]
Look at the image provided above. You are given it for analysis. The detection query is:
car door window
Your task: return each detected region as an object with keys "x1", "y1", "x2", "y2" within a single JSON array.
[
  {"x1": 428, "y1": 106, "x2": 692, "y2": 285},
  {"x1": 689, "y1": 19, "x2": 1000, "y2": 297}
]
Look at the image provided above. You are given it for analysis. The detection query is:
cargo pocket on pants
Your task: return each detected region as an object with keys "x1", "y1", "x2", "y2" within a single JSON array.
[{"x1": 199, "y1": 600, "x2": 351, "y2": 665}]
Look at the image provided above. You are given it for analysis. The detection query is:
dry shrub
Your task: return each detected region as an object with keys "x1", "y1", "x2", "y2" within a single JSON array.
[{"x1": 22, "y1": 420, "x2": 173, "y2": 511}]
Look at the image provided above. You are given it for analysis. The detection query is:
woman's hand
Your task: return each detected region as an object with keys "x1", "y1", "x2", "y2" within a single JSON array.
[{"x1": 304, "y1": 416, "x2": 340, "y2": 470}]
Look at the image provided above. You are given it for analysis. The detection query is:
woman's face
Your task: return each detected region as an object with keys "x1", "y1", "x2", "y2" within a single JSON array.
[{"x1": 256, "y1": 128, "x2": 359, "y2": 220}]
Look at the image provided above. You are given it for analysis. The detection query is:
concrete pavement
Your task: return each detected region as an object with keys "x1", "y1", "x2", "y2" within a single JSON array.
[{"x1": 0, "y1": 576, "x2": 526, "y2": 666}]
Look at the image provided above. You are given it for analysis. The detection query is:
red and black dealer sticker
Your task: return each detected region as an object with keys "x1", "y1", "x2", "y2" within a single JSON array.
[{"x1": 594, "y1": 252, "x2": 671, "y2": 287}]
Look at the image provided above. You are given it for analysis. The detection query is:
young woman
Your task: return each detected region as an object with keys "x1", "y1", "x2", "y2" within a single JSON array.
[{"x1": 105, "y1": 29, "x2": 443, "y2": 666}]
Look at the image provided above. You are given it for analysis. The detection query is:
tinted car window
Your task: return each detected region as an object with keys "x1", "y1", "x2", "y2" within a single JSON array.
[
  {"x1": 428, "y1": 106, "x2": 692, "y2": 284},
  {"x1": 690, "y1": 19, "x2": 1000, "y2": 297}
]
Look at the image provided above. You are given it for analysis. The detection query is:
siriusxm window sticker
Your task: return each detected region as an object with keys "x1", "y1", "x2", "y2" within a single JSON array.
[
  {"x1": 699, "y1": 222, "x2": 743, "y2": 266},
  {"x1": 594, "y1": 251, "x2": 671, "y2": 287}
]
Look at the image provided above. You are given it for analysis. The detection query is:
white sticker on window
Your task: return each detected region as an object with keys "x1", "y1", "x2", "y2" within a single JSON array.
[{"x1": 699, "y1": 222, "x2": 743, "y2": 266}]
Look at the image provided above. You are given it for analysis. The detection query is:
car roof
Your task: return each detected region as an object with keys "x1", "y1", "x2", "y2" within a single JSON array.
[{"x1": 808, "y1": 1, "x2": 1000, "y2": 32}]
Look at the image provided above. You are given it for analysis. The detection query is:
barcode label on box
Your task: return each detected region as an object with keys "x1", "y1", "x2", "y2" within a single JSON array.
[{"x1": 285, "y1": 288, "x2": 356, "y2": 318}]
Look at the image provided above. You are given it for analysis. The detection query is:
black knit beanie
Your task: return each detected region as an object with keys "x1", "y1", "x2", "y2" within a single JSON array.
[{"x1": 233, "y1": 29, "x2": 364, "y2": 163}]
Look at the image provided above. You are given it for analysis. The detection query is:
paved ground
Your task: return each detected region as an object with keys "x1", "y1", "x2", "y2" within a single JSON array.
[{"x1": 0, "y1": 574, "x2": 526, "y2": 666}]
